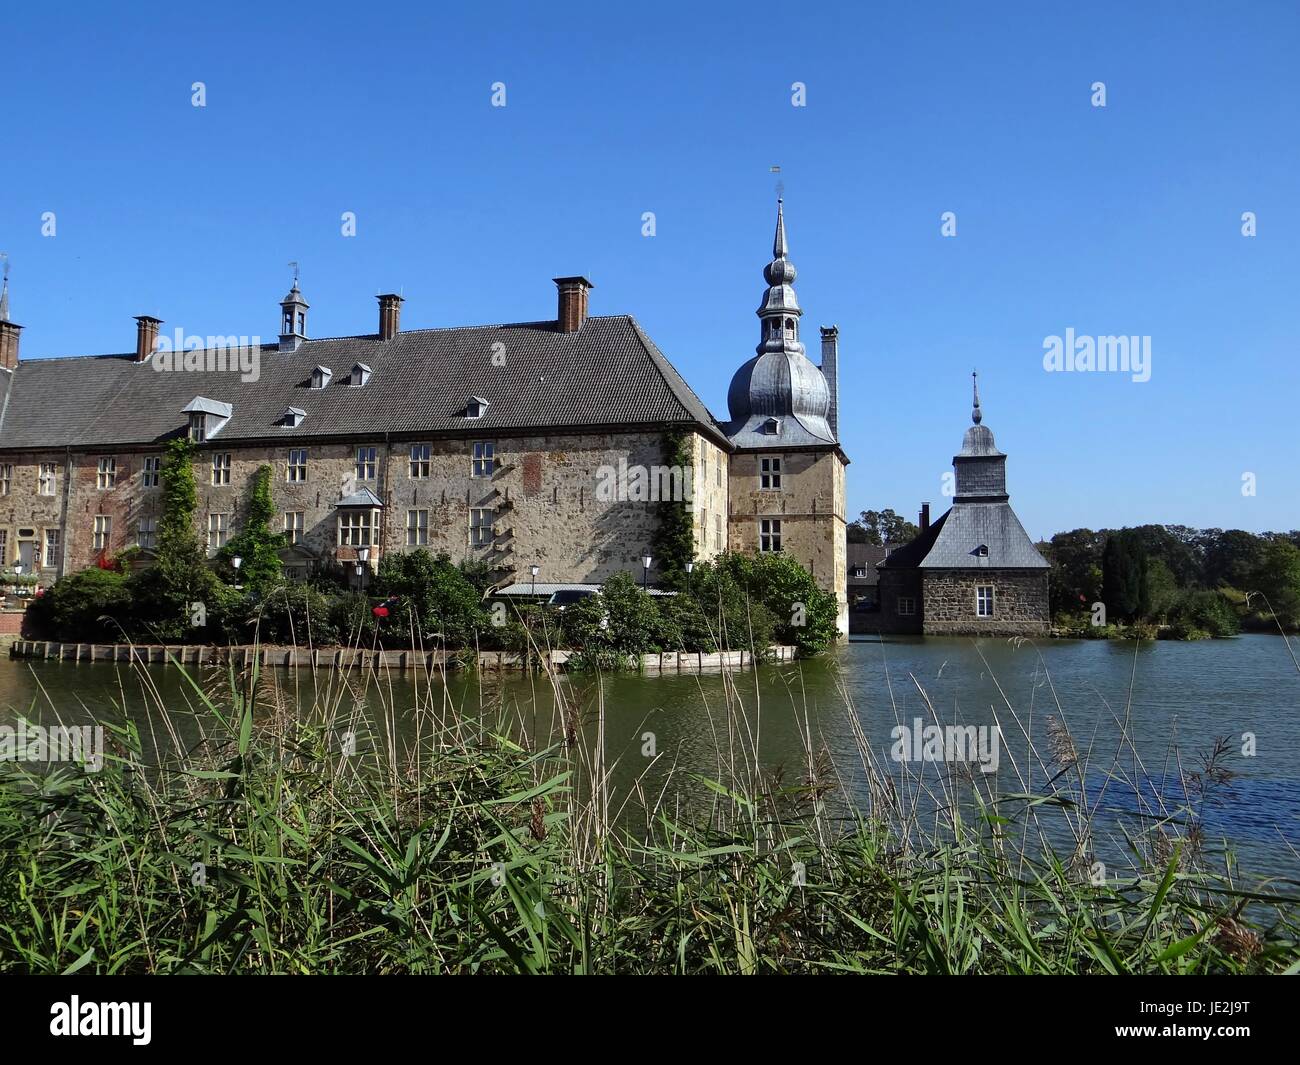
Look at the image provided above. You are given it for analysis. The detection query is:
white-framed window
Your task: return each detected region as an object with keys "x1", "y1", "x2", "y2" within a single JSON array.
[
  {"x1": 702, "y1": 452, "x2": 709, "y2": 487},
  {"x1": 897, "y1": 596, "x2": 916, "y2": 617},
  {"x1": 853, "y1": 567, "x2": 866, "y2": 578},
  {"x1": 188, "y1": 413, "x2": 206, "y2": 443},
  {"x1": 465, "y1": 398, "x2": 488, "y2": 419},
  {"x1": 137, "y1": 517, "x2": 156, "y2": 550},
  {"x1": 207, "y1": 513, "x2": 229, "y2": 552},
  {"x1": 0, "y1": 464, "x2": 11, "y2": 495},
  {"x1": 310, "y1": 366, "x2": 332, "y2": 390},
  {"x1": 93, "y1": 515, "x2": 112, "y2": 552},
  {"x1": 43, "y1": 529, "x2": 60, "y2": 568},
  {"x1": 96, "y1": 457, "x2": 116, "y2": 489},
  {"x1": 406, "y1": 509, "x2": 428, "y2": 546},
  {"x1": 287, "y1": 448, "x2": 308, "y2": 483},
  {"x1": 716, "y1": 450, "x2": 722, "y2": 487},
  {"x1": 38, "y1": 462, "x2": 59, "y2": 496},
  {"x1": 470, "y1": 507, "x2": 495, "y2": 547},
  {"x1": 338, "y1": 511, "x2": 373, "y2": 547},
  {"x1": 715, "y1": 512, "x2": 722, "y2": 551},
  {"x1": 211, "y1": 454, "x2": 231, "y2": 486},
  {"x1": 976, "y1": 585, "x2": 995, "y2": 618},
  {"x1": 760, "y1": 456, "x2": 782, "y2": 490},
  {"x1": 141, "y1": 456, "x2": 160, "y2": 489},
  {"x1": 355, "y1": 446, "x2": 377, "y2": 481},
  {"x1": 409, "y1": 444, "x2": 430, "y2": 478},
  {"x1": 284, "y1": 511, "x2": 304, "y2": 545},
  {"x1": 471, "y1": 441, "x2": 495, "y2": 478},
  {"x1": 759, "y1": 518, "x2": 782, "y2": 553}
]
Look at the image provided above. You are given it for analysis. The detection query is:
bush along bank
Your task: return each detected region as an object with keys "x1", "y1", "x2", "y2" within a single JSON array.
[{"x1": 23, "y1": 549, "x2": 841, "y2": 665}]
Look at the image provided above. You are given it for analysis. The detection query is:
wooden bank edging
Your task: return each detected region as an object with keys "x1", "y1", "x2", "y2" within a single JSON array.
[{"x1": 7, "y1": 641, "x2": 796, "y2": 674}]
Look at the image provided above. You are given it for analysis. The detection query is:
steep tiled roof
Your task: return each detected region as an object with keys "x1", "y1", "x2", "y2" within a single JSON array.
[{"x1": 0, "y1": 316, "x2": 728, "y2": 450}]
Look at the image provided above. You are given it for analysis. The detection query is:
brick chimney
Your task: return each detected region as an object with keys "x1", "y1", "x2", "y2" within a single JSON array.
[
  {"x1": 134, "y1": 316, "x2": 162, "y2": 363},
  {"x1": 0, "y1": 270, "x2": 20, "y2": 370},
  {"x1": 553, "y1": 276, "x2": 593, "y2": 333},
  {"x1": 0, "y1": 319, "x2": 20, "y2": 370},
  {"x1": 819, "y1": 325, "x2": 839, "y2": 438},
  {"x1": 920, "y1": 502, "x2": 930, "y2": 532},
  {"x1": 377, "y1": 293, "x2": 404, "y2": 341}
]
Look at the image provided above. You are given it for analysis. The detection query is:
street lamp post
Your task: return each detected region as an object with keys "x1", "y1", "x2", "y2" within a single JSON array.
[
  {"x1": 356, "y1": 547, "x2": 370, "y2": 592},
  {"x1": 642, "y1": 554, "x2": 652, "y2": 591},
  {"x1": 530, "y1": 564, "x2": 539, "y2": 597},
  {"x1": 231, "y1": 554, "x2": 243, "y2": 591}
]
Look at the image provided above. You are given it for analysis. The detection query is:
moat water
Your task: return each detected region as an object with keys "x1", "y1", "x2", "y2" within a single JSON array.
[{"x1": 3, "y1": 633, "x2": 1298, "y2": 884}]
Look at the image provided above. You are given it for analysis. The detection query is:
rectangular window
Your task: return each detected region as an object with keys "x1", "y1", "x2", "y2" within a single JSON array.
[
  {"x1": 355, "y1": 446, "x2": 377, "y2": 481},
  {"x1": 759, "y1": 518, "x2": 782, "y2": 553},
  {"x1": 38, "y1": 462, "x2": 59, "y2": 496},
  {"x1": 141, "y1": 456, "x2": 160, "y2": 488},
  {"x1": 0, "y1": 464, "x2": 11, "y2": 495},
  {"x1": 976, "y1": 585, "x2": 995, "y2": 618},
  {"x1": 93, "y1": 515, "x2": 112, "y2": 552},
  {"x1": 284, "y1": 511, "x2": 304, "y2": 545},
  {"x1": 0, "y1": 530, "x2": 7, "y2": 563},
  {"x1": 96, "y1": 457, "x2": 116, "y2": 489},
  {"x1": 211, "y1": 454, "x2": 231, "y2": 486},
  {"x1": 406, "y1": 509, "x2": 428, "y2": 546},
  {"x1": 409, "y1": 444, "x2": 430, "y2": 479},
  {"x1": 470, "y1": 507, "x2": 495, "y2": 547},
  {"x1": 759, "y1": 456, "x2": 782, "y2": 490},
  {"x1": 716, "y1": 450, "x2": 722, "y2": 487},
  {"x1": 339, "y1": 511, "x2": 373, "y2": 546},
  {"x1": 188, "y1": 414, "x2": 206, "y2": 443},
  {"x1": 702, "y1": 453, "x2": 709, "y2": 487},
  {"x1": 471, "y1": 441, "x2": 494, "y2": 478},
  {"x1": 897, "y1": 597, "x2": 916, "y2": 617},
  {"x1": 715, "y1": 512, "x2": 722, "y2": 551},
  {"x1": 287, "y1": 448, "x2": 308, "y2": 483},
  {"x1": 207, "y1": 513, "x2": 229, "y2": 552},
  {"x1": 137, "y1": 517, "x2": 156, "y2": 550},
  {"x1": 43, "y1": 529, "x2": 60, "y2": 569}
]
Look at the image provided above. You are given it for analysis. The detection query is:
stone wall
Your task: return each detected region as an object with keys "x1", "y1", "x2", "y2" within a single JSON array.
[
  {"x1": 728, "y1": 448, "x2": 848, "y2": 632},
  {"x1": 920, "y1": 568, "x2": 1049, "y2": 635},
  {"x1": 875, "y1": 568, "x2": 925, "y2": 634},
  {"x1": 20, "y1": 428, "x2": 740, "y2": 592}
]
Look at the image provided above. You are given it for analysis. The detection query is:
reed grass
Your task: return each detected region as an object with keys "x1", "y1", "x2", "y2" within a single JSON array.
[{"x1": 0, "y1": 628, "x2": 1296, "y2": 975}]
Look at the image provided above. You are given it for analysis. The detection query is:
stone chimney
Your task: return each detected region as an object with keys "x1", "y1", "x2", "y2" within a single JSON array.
[
  {"x1": 920, "y1": 502, "x2": 930, "y2": 532},
  {"x1": 134, "y1": 316, "x2": 162, "y2": 363},
  {"x1": 819, "y1": 325, "x2": 839, "y2": 438},
  {"x1": 377, "y1": 293, "x2": 404, "y2": 341},
  {"x1": 554, "y1": 276, "x2": 593, "y2": 333}
]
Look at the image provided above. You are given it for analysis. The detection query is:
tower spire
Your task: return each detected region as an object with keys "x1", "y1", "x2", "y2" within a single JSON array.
[
  {"x1": 773, "y1": 196, "x2": 788, "y2": 259},
  {"x1": 756, "y1": 199, "x2": 803, "y2": 356},
  {"x1": 0, "y1": 255, "x2": 9, "y2": 323},
  {"x1": 971, "y1": 369, "x2": 982, "y2": 424}
]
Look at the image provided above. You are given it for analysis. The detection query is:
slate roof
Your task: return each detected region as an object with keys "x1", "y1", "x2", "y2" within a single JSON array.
[
  {"x1": 877, "y1": 504, "x2": 1048, "y2": 571},
  {"x1": 0, "y1": 316, "x2": 727, "y2": 451},
  {"x1": 847, "y1": 543, "x2": 888, "y2": 585}
]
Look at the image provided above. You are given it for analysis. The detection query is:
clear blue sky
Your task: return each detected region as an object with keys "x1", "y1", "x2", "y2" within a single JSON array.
[{"x1": 4, "y1": 0, "x2": 1297, "y2": 537}]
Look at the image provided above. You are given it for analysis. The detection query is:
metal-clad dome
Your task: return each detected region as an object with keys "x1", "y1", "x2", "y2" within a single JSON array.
[{"x1": 727, "y1": 350, "x2": 830, "y2": 422}]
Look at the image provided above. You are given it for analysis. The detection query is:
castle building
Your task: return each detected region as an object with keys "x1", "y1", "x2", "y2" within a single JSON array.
[
  {"x1": 0, "y1": 203, "x2": 849, "y2": 631},
  {"x1": 875, "y1": 378, "x2": 1049, "y2": 635}
]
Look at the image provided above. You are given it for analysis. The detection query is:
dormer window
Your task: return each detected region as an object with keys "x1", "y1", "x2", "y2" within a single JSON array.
[
  {"x1": 761, "y1": 417, "x2": 781, "y2": 435},
  {"x1": 282, "y1": 406, "x2": 306, "y2": 428},
  {"x1": 311, "y1": 366, "x2": 332, "y2": 390},
  {"x1": 465, "y1": 396, "x2": 489, "y2": 419},
  {"x1": 974, "y1": 544, "x2": 990, "y2": 557},
  {"x1": 350, "y1": 363, "x2": 371, "y2": 387},
  {"x1": 182, "y1": 397, "x2": 232, "y2": 441}
]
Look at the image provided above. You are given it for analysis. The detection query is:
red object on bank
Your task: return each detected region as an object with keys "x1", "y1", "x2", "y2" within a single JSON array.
[{"x1": 372, "y1": 605, "x2": 389, "y2": 618}]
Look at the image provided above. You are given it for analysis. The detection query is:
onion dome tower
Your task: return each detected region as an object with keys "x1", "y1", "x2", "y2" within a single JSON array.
[{"x1": 724, "y1": 199, "x2": 836, "y2": 446}]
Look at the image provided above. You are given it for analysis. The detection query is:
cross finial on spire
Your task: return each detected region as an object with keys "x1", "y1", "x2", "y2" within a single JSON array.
[
  {"x1": 971, "y1": 369, "x2": 982, "y2": 424},
  {"x1": 288, "y1": 260, "x2": 300, "y2": 288}
]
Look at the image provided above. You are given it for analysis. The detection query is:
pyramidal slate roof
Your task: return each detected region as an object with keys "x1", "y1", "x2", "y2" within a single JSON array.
[{"x1": 0, "y1": 316, "x2": 727, "y2": 451}]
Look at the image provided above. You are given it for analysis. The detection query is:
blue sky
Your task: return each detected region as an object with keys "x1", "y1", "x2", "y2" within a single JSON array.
[{"x1": 3, "y1": 0, "x2": 1297, "y2": 537}]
